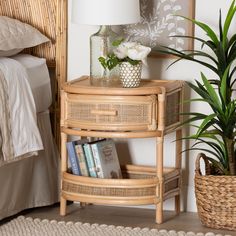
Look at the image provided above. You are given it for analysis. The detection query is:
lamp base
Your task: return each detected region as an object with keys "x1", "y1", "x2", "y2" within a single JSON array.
[{"x1": 90, "y1": 25, "x2": 120, "y2": 86}]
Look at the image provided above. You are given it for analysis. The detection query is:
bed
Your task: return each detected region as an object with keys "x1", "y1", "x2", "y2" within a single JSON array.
[{"x1": 0, "y1": 0, "x2": 67, "y2": 220}]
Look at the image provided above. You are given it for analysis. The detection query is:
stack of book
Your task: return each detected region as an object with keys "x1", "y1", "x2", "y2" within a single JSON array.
[{"x1": 66, "y1": 138, "x2": 122, "y2": 179}]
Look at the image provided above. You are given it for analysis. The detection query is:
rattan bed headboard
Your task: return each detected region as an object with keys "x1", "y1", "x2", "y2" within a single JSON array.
[
  {"x1": 0, "y1": 0, "x2": 68, "y2": 144},
  {"x1": 0, "y1": 0, "x2": 67, "y2": 79}
]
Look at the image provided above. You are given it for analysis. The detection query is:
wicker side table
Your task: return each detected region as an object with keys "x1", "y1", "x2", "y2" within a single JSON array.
[{"x1": 60, "y1": 76, "x2": 184, "y2": 224}]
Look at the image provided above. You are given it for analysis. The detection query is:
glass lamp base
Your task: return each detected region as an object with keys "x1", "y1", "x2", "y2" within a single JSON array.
[
  {"x1": 90, "y1": 25, "x2": 120, "y2": 86},
  {"x1": 90, "y1": 69, "x2": 120, "y2": 87}
]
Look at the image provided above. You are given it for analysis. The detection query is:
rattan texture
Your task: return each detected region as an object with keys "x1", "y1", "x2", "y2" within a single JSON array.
[
  {"x1": 62, "y1": 172, "x2": 156, "y2": 197},
  {"x1": 62, "y1": 182, "x2": 156, "y2": 197},
  {"x1": 0, "y1": 0, "x2": 57, "y2": 67},
  {"x1": 68, "y1": 102, "x2": 150, "y2": 126},
  {"x1": 166, "y1": 91, "x2": 181, "y2": 127},
  {"x1": 195, "y1": 153, "x2": 236, "y2": 231}
]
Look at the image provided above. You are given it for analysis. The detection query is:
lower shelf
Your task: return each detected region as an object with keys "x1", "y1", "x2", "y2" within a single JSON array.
[{"x1": 61, "y1": 164, "x2": 181, "y2": 205}]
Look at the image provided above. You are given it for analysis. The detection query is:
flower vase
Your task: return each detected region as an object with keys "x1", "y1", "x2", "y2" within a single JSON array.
[{"x1": 119, "y1": 62, "x2": 142, "y2": 88}]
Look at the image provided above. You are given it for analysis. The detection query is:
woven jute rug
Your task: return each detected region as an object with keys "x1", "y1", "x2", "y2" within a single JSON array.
[{"x1": 0, "y1": 216, "x2": 231, "y2": 236}]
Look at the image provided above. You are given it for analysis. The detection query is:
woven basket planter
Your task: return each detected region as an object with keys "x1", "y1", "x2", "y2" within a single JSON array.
[{"x1": 195, "y1": 153, "x2": 236, "y2": 231}]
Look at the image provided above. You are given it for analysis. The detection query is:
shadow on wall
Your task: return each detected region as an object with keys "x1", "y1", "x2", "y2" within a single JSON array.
[{"x1": 115, "y1": 141, "x2": 132, "y2": 165}]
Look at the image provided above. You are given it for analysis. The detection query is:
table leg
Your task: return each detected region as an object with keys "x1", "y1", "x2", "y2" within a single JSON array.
[
  {"x1": 156, "y1": 135, "x2": 164, "y2": 224},
  {"x1": 175, "y1": 129, "x2": 182, "y2": 215}
]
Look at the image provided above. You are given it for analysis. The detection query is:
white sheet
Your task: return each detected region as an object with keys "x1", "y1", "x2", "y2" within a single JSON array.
[
  {"x1": 11, "y1": 54, "x2": 52, "y2": 113},
  {"x1": 0, "y1": 57, "x2": 43, "y2": 159}
]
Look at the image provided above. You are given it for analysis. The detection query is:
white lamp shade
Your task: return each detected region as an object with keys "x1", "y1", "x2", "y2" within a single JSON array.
[{"x1": 72, "y1": 0, "x2": 140, "y2": 25}]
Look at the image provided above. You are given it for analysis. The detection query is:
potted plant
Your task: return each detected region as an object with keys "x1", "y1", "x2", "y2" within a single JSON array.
[
  {"x1": 99, "y1": 40, "x2": 151, "y2": 87},
  {"x1": 158, "y1": 1, "x2": 236, "y2": 231}
]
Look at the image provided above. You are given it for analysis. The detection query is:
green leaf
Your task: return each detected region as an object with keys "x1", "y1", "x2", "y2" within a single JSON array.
[
  {"x1": 126, "y1": 58, "x2": 140, "y2": 65},
  {"x1": 170, "y1": 35, "x2": 216, "y2": 51},
  {"x1": 187, "y1": 81, "x2": 215, "y2": 108},
  {"x1": 215, "y1": 42, "x2": 227, "y2": 78},
  {"x1": 220, "y1": 65, "x2": 231, "y2": 104},
  {"x1": 177, "y1": 15, "x2": 219, "y2": 45},
  {"x1": 197, "y1": 113, "x2": 217, "y2": 136},
  {"x1": 223, "y1": 0, "x2": 236, "y2": 49},
  {"x1": 192, "y1": 140, "x2": 225, "y2": 163},
  {"x1": 112, "y1": 38, "x2": 124, "y2": 47},
  {"x1": 201, "y1": 72, "x2": 221, "y2": 109},
  {"x1": 98, "y1": 57, "x2": 107, "y2": 69},
  {"x1": 228, "y1": 41, "x2": 236, "y2": 63},
  {"x1": 182, "y1": 50, "x2": 218, "y2": 65},
  {"x1": 229, "y1": 65, "x2": 236, "y2": 87},
  {"x1": 159, "y1": 46, "x2": 219, "y2": 74},
  {"x1": 98, "y1": 53, "x2": 121, "y2": 71},
  {"x1": 219, "y1": 10, "x2": 223, "y2": 41},
  {"x1": 184, "y1": 147, "x2": 222, "y2": 162},
  {"x1": 227, "y1": 34, "x2": 236, "y2": 52},
  {"x1": 207, "y1": 156, "x2": 228, "y2": 175}
]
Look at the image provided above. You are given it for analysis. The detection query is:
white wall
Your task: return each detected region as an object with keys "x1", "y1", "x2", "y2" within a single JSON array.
[{"x1": 68, "y1": 0, "x2": 234, "y2": 212}]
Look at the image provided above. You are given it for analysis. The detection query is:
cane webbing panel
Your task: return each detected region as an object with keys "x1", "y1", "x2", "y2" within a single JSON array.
[
  {"x1": 68, "y1": 103, "x2": 149, "y2": 122},
  {"x1": 166, "y1": 91, "x2": 181, "y2": 127},
  {"x1": 62, "y1": 181, "x2": 156, "y2": 197},
  {"x1": 66, "y1": 95, "x2": 156, "y2": 131}
]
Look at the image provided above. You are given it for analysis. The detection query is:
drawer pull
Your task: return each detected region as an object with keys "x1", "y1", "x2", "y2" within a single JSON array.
[{"x1": 90, "y1": 109, "x2": 117, "y2": 116}]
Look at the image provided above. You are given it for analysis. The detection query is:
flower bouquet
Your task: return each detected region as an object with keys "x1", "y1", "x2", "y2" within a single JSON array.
[{"x1": 99, "y1": 40, "x2": 151, "y2": 87}]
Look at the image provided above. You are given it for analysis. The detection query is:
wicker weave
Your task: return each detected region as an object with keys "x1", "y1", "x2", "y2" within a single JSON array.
[
  {"x1": 62, "y1": 166, "x2": 181, "y2": 205},
  {"x1": 65, "y1": 94, "x2": 157, "y2": 131},
  {"x1": 195, "y1": 153, "x2": 236, "y2": 231},
  {"x1": 63, "y1": 182, "x2": 156, "y2": 197},
  {"x1": 67, "y1": 101, "x2": 150, "y2": 127},
  {"x1": 0, "y1": 0, "x2": 57, "y2": 67},
  {"x1": 166, "y1": 91, "x2": 181, "y2": 127},
  {"x1": 60, "y1": 78, "x2": 184, "y2": 223}
]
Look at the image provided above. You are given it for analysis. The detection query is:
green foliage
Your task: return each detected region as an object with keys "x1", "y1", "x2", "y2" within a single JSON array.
[
  {"x1": 99, "y1": 54, "x2": 140, "y2": 71},
  {"x1": 99, "y1": 38, "x2": 140, "y2": 71},
  {"x1": 159, "y1": 1, "x2": 236, "y2": 175},
  {"x1": 98, "y1": 54, "x2": 120, "y2": 71},
  {"x1": 112, "y1": 38, "x2": 124, "y2": 47}
]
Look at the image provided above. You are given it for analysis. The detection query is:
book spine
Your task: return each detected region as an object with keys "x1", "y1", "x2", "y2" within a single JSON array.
[
  {"x1": 83, "y1": 144, "x2": 98, "y2": 178},
  {"x1": 91, "y1": 143, "x2": 104, "y2": 178},
  {"x1": 75, "y1": 144, "x2": 89, "y2": 176},
  {"x1": 66, "y1": 142, "x2": 81, "y2": 175}
]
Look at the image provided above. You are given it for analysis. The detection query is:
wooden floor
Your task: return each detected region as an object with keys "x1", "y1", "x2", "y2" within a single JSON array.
[{"x1": 0, "y1": 203, "x2": 234, "y2": 235}]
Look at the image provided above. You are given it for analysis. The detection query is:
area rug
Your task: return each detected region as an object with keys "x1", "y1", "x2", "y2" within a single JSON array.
[{"x1": 0, "y1": 216, "x2": 231, "y2": 236}]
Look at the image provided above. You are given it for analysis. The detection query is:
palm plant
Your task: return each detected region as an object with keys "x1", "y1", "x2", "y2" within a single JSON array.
[{"x1": 158, "y1": 1, "x2": 236, "y2": 175}]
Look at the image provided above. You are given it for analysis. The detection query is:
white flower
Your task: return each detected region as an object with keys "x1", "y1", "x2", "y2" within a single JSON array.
[
  {"x1": 127, "y1": 45, "x2": 151, "y2": 64},
  {"x1": 113, "y1": 42, "x2": 138, "y2": 59},
  {"x1": 113, "y1": 44, "x2": 127, "y2": 59},
  {"x1": 114, "y1": 41, "x2": 151, "y2": 64}
]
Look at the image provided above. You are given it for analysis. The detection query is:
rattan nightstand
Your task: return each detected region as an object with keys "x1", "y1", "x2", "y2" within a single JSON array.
[{"x1": 60, "y1": 76, "x2": 184, "y2": 224}]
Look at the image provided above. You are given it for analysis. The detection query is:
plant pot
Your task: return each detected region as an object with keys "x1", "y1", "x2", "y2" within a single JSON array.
[
  {"x1": 119, "y1": 62, "x2": 142, "y2": 88},
  {"x1": 195, "y1": 153, "x2": 236, "y2": 231}
]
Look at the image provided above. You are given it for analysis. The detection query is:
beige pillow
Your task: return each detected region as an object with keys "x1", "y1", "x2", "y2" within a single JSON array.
[{"x1": 0, "y1": 16, "x2": 50, "y2": 56}]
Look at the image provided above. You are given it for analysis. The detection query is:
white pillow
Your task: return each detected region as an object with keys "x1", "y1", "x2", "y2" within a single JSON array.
[{"x1": 0, "y1": 16, "x2": 50, "y2": 56}]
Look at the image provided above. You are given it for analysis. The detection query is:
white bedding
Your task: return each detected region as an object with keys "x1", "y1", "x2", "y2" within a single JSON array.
[
  {"x1": 11, "y1": 54, "x2": 52, "y2": 113},
  {"x1": 0, "y1": 57, "x2": 43, "y2": 162}
]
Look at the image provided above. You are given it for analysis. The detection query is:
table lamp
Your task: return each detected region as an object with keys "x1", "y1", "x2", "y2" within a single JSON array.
[{"x1": 72, "y1": 0, "x2": 140, "y2": 86}]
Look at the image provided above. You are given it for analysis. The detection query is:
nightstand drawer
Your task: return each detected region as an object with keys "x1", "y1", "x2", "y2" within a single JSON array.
[{"x1": 63, "y1": 94, "x2": 157, "y2": 131}]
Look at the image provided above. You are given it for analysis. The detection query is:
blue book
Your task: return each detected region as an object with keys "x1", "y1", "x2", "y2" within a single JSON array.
[
  {"x1": 66, "y1": 141, "x2": 81, "y2": 175},
  {"x1": 83, "y1": 143, "x2": 97, "y2": 178}
]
